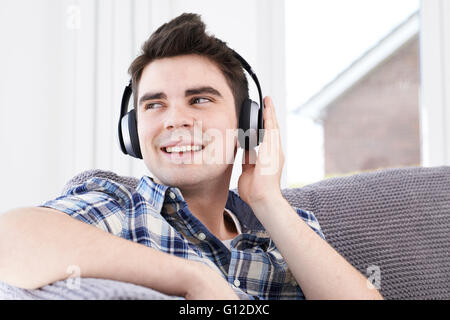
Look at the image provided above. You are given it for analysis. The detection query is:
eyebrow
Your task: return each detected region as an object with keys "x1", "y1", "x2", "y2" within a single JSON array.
[
  {"x1": 185, "y1": 86, "x2": 223, "y2": 98},
  {"x1": 139, "y1": 92, "x2": 167, "y2": 106},
  {"x1": 138, "y1": 86, "x2": 223, "y2": 106}
]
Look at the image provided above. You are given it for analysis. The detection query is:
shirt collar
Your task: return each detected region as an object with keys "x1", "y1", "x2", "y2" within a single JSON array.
[{"x1": 135, "y1": 175, "x2": 267, "y2": 233}]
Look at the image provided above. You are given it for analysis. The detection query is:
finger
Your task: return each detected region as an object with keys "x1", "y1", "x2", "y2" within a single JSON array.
[
  {"x1": 261, "y1": 97, "x2": 280, "y2": 147},
  {"x1": 263, "y1": 97, "x2": 274, "y2": 130},
  {"x1": 266, "y1": 96, "x2": 279, "y2": 130},
  {"x1": 264, "y1": 97, "x2": 282, "y2": 149}
]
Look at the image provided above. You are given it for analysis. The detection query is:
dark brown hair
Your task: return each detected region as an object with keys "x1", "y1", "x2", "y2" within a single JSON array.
[{"x1": 128, "y1": 13, "x2": 249, "y2": 122}]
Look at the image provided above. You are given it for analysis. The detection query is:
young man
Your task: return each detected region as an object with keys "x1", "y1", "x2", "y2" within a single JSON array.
[{"x1": 0, "y1": 13, "x2": 382, "y2": 300}]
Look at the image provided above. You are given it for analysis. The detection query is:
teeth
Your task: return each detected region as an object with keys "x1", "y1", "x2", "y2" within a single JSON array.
[{"x1": 165, "y1": 145, "x2": 203, "y2": 153}]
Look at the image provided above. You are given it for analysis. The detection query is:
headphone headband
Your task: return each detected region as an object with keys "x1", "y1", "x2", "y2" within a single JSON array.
[{"x1": 229, "y1": 49, "x2": 264, "y2": 110}]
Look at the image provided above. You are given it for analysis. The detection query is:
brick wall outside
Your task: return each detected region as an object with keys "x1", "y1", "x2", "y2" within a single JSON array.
[{"x1": 323, "y1": 36, "x2": 420, "y2": 176}]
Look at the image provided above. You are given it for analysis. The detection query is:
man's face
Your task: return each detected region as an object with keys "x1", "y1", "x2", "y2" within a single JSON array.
[{"x1": 136, "y1": 54, "x2": 239, "y2": 187}]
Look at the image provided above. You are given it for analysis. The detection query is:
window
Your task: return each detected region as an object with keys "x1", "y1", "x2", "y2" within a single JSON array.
[{"x1": 285, "y1": 0, "x2": 421, "y2": 186}]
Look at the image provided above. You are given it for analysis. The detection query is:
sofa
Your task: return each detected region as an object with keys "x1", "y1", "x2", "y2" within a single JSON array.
[{"x1": 1, "y1": 165, "x2": 449, "y2": 299}]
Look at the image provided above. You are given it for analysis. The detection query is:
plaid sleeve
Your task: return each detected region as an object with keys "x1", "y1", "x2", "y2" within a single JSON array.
[
  {"x1": 38, "y1": 177, "x2": 131, "y2": 236},
  {"x1": 295, "y1": 208, "x2": 326, "y2": 240}
]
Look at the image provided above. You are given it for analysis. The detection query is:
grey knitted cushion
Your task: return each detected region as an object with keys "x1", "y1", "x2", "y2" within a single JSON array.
[
  {"x1": 278, "y1": 165, "x2": 450, "y2": 300},
  {"x1": 0, "y1": 277, "x2": 183, "y2": 300}
]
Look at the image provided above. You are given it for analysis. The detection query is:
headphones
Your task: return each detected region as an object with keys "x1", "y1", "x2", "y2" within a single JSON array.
[{"x1": 117, "y1": 50, "x2": 265, "y2": 159}]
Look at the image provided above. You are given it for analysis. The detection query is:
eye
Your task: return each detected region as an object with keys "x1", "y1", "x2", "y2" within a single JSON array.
[
  {"x1": 192, "y1": 97, "x2": 211, "y2": 104},
  {"x1": 144, "y1": 102, "x2": 163, "y2": 110}
]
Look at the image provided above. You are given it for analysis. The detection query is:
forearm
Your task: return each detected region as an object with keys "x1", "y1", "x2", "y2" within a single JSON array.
[
  {"x1": 0, "y1": 207, "x2": 196, "y2": 296},
  {"x1": 250, "y1": 197, "x2": 383, "y2": 300}
]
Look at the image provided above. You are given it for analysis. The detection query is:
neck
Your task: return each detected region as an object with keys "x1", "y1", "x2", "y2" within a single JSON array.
[{"x1": 179, "y1": 166, "x2": 237, "y2": 241}]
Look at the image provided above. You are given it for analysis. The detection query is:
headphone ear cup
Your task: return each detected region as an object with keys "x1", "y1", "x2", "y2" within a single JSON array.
[
  {"x1": 120, "y1": 109, "x2": 142, "y2": 159},
  {"x1": 238, "y1": 98, "x2": 261, "y2": 150}
]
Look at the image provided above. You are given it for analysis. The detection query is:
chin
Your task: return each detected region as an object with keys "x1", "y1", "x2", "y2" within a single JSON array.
[
  {"x1": 155, "y1": 171, "x2": 205, "y2": 188},
  {"x1": 151, "y1": 163, "x2": 230, "y2": 188}
]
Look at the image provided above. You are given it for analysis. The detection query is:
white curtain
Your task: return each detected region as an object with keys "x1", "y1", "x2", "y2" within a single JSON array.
[
  {"x1": 419, "y1": 0, "x2": 450, "y2": 166},
  {"x1": 0, "y1": 0, "x2": 286, "y2": 213}
]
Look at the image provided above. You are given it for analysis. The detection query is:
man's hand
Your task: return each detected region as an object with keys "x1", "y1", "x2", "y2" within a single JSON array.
[
  {"x1": 235, "y1": 97, "x2": 383, "y2": 300},
  {"x1": 238, "y1": 96, "x2": 285, "y2": 206},
  {"x1": 185, "y1": 262, "x2": 240, "y2": 300}
]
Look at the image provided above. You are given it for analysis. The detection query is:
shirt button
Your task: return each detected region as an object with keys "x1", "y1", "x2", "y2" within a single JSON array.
[
  {"x1": 169, "y1": 192, "x2": 176, "y2": 200},
  {"x1": 197, "y1": 232, "x2": 206, "y2": 240},
  {"x1": 233, "y1": 279, "x2": 240, "y2": 287}
]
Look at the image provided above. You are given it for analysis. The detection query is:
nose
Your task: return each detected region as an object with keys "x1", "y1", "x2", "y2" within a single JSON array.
[{"x1": 163, "y1": 104, "x2": 194, "y2": 130}]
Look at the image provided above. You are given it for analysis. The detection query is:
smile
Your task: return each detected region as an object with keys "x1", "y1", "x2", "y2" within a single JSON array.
[
  {"x1": 163, "y1": 145, "x2": 204, "y2": 153},
  {"x1": 160, "y1": 144, "x2": 206, "y2": 162}
]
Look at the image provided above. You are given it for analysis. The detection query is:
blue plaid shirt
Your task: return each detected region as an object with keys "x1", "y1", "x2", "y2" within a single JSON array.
[{"x1": 39, "y1": 175, "x2": 326, "y2": 300}]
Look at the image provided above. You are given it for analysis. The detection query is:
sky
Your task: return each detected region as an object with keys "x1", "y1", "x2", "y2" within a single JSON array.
[{"x1": 284, "y1": 0, "x2": 420, "y2": 185}]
